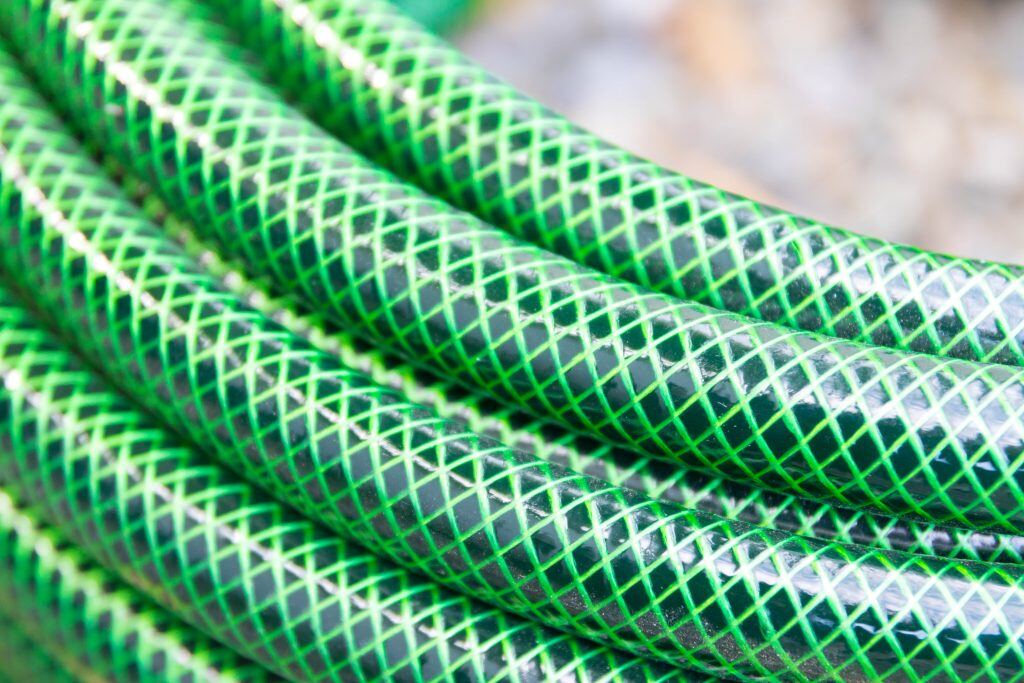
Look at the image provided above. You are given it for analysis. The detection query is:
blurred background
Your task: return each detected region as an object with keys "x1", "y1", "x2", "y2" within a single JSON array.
[{"x1": 449, "y1": 0, "x2": 1024, "y2": 262}]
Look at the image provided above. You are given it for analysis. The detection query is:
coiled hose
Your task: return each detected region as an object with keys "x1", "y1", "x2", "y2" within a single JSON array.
[
  {"x1": 9, "y1": 0, "x2": 1024, "y2": 537},
  {"x1": 0, "y1": 280, "x2": 677, "y2": 682},
  {"x1": 6, "y1": 0, "x2": 1024, "y2": 679},
  {"x1": 212, "y1": 0, "x2": 1024, "y2": 368},
  {"x1": 1, "y1": 11, "x2": 1024, "y2": 681},
  {"x1": 118, "y1": 154, "x2": 1024, "y2": 566},
  {"x1": 0, "y1": 486, "x2": 280, "y2": 682}
]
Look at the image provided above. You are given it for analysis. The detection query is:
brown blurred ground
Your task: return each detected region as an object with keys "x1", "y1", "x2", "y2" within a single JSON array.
[{"x1": 455, "y1": 0, "x2": 1024, "y2": 263}]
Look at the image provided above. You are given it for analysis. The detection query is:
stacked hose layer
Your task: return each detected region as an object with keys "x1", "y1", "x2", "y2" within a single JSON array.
[
  {"x1": 215, "y1": 0, "x2": 1024, "y2": 367},
  {"x1": 0, "y1": 197, "x2": 675, "y2": 680},
  {"x1": 117, "y1": 157, "x2": 1024, "y2": 566},
  {"x1": 0, "y1": 488, "x2": 280, "y2": 682},
  {"x1": 10, "y1": 0, "x2": 1024, "y2": 541},
  {"x1": 7, "y1": 3, "x2": 1024, "y2": 679},
  {"x1": 0, "y1": 0, "x2": 1021, "y2": 681}
]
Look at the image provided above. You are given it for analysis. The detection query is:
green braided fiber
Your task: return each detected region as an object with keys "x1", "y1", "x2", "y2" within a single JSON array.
[
  {"x1": 116, "y1": 158, "x2": 1024, "y2": 566},
  {"x1": 0, "y1": 618, "x2": 77, "y2": 683},
  {"x1": 9, "y1": 0, "x2": 1024, "y2": 536},
  {"x1": 0, "y1": 486, "x2": 278, "y2": 683},
  {"x1": 0, "y1": 40, "x2": 722, "y2": 680},
  {"x1": 0, "y1": 288, "x2": 679, "y2": 683},
  {"x1": 213, "y1": 0, "x2": 1024, "y2": 368},
  {"x1": 2, "y1": 16, "x2": 1024, "y2": 683}
]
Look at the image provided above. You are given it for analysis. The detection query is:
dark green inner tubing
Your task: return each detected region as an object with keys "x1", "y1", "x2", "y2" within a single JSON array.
[
  {"x1": 1, "y1": 0, "x2": 1024, "y2": 680},
  {"x1": 9, "y1": 0, "x2": 1024, "y2": 538},
  {"x1": 215, "y1": 0, "x2": 1024, "y2": 368},
  {"x1": 2, "y1": 2, "x2": 1024, "y2": 679}
]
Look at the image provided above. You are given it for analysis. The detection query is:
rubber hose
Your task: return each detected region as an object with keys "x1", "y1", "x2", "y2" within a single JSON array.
[
  {"x1": 10, "y1": 0, "x2": 1024, "y2": 535},
  {"x1": 0, "y1": 284, "x2": 682, "y2": 683},
  {"x1": 0, "y1": 486, "x2": 279, "y2": 683},
  {"x1": 0, "y1": 35, "x2": 722, "y2": 676},
  {"x1": 116, "y1": 158, "x2": 1024, "y2": 566},
  {"x1": 210, "y1": 0, "x2": 1024, "y2": 368},
  {"x1": 0, "y1": 618, "x2": 77, "y2": 683},
  {"x1": 1, "y1": 21, "x2": 1024, "y2": 682}
]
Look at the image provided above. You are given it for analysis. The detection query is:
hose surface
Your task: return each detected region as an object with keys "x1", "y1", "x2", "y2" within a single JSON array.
[
  {"x1": 9, "y1": 0, "x2": 1024, "y2": 536},
  {"x1": 0, "y1": 280, "x2": 676, "y2": 683},
  {"x1": 213, "y1": 0, "x2": 1024, "y2": 368},
  {"x1": 122, "y1": 160, "x2": 1024, "y2": 567},
  {"x1": 0, "y1": 486, "x2": 278, "y2": 683},
  {"x1": 1, "y1": 19, "x2": 1024, "y2": 681}
]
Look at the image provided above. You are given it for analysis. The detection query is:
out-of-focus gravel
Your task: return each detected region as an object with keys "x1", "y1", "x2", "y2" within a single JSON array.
[{"x1": 455, "y1": 0, "x2": 1024, "y2": 263}]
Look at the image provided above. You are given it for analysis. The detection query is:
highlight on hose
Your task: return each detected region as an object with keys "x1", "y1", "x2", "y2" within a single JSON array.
[{"x1": 0, "y1": 0, "x2": 1022, "y2": 681}]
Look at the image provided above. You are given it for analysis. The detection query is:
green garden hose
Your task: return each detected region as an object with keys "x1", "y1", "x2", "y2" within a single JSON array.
[
  {"x1": 119, "y1": 158, "x2": 1024, "y2": 566},
  {"x1": 212, "y1": 0, "x2": 1024, "y2": 368},
  {"x1": 2, "y1": 18, "x2": 1024, "y2": 682},
  {"x1": 9, "y1": 0, "x2": 1024, "y2": 537},
  {"x1": 0, "y1": 618, "x2": 77, "y2": 683},
  {"x1": 0, "y1": 486, "x2": 279, "y2": 683},
  {"x1": 0, "y1": 283, "x2": 679, "y2": 683}
]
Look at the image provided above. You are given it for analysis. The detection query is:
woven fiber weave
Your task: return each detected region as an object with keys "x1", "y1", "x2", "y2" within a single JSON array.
[
  {"x1": 117, "y1": 155, "x2": 1024, "y2": 567},
  {"x1": 0, "y1": 284, "x2": 673, "y2": 682},
  {"x1": 0, "y1": 487, "x2": 278, "y2": 682},
  {"x1": 9, "y1": 0, "x2": 1024, "y2": 537},
  {"x1": 1, "y1": 12, "x2": 1024, "y2": 679},
  {"x1": 217, "y1": 0, "x2": 1024, "y2": 367}
]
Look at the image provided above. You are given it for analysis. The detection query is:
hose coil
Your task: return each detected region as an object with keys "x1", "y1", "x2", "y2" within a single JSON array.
[{"x1": 2, "y1": 5, "x2": 1024, "y2": 679}]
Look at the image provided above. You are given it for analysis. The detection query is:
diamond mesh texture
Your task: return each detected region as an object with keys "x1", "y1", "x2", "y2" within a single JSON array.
[
  {"x1": 8, "y1": 0, "x2": 1024, "y2": 535},
  {"x1": 118, "y1": 158, "x2": 1024, "y2": 567},
  {"x1": 2, "y1": 17, "x2": 1024, "y2": 681},
  {"x1": 0, "y1": 486, "x2": 278, "y2": 683},
  {"x1": 216, "y1": 0, "x2": 1024, "y2": 368},
  {"x1": 0, "y1": 284, "x2": 677, "y2": 683}
]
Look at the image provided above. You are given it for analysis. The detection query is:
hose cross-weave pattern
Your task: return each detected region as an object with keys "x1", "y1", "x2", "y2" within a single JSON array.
[
  {"x1": 0, "y1": 486, "x2": 278, "y2": 683},
  {"x1": 0, "y1": 280, "x2": 675, "y2": 683},
  {"x1": 215, "y1": 0, "x2": 1024, "y2": 368},
  {"x1": 3, "y1": 14, "x2": 1024, "y2": 681},
  {"x1": 0, "y1": 35, "x2": 730, "y2": 676},
  {"x1": 4, "y1": 0, "x2": 1024, "y2": 680},
  {"x1": 123, "y1": 160, "x2": 1024, "y2": 567},
  {"x1": 10, "y1": 0, "x2": 1024, "y2": 537}
]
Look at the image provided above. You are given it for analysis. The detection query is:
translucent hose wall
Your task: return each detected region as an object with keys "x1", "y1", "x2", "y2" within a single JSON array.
[
  {"x1": 0, "y1": 0, "x2": 1021, "y2": 680},
  {"x1": 215, "y1": 0, "x2": 1024, "y2": 368},
  {"x1": 0, "y1": 284, "x2": 677, "y2": 681},
  {"x1": 0, "y1": 487, "x2": 279, "y2": 682},
  {"x1": 9, "y1": 0, "x2": 1024, "y2": 537},
  {"x1": 116, "y1": 157, "x2": 1024, "y2": 566},
  {"x1": 2, "y1": 5, "x2": 1024, "y2": 679}
]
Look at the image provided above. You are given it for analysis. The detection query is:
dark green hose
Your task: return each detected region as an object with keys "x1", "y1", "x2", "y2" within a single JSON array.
[
  {"x1": 2, "y1": 14, "x2": 1024, "y2": 681},
  {"x1": 118, "y1": 157, "x2": 1024, "y2": 566},
  {"x1": 0, "y1": 486, "x2": 279, "y2": 682},
  {"x1": 0, "y1": 283, "x2": 678, "y2": 682},
  {"x1": 211, "y1": 0, "x2": 1024, "y2": 369},
  {"x1": 9, "y1": 0, "x2": 1024, "y2": 537}
]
